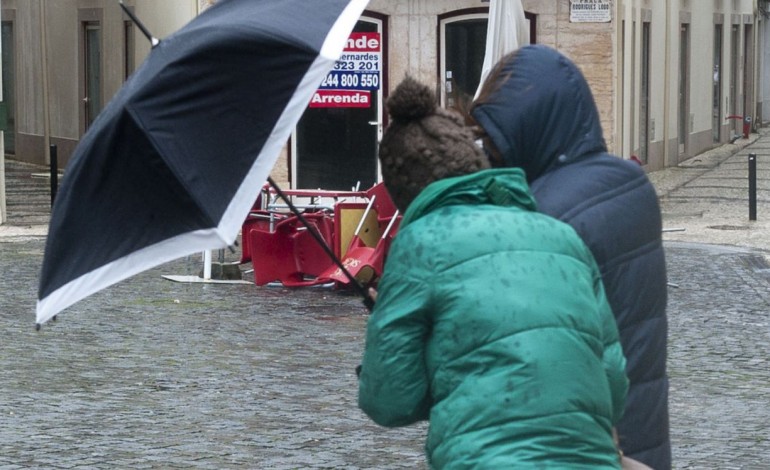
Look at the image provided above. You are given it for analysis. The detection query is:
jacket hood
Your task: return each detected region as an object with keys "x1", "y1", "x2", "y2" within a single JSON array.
[
  {"x1": 471, "y1": 45, "x2": 607, "y2": 181},
  {"x1": 400, "y1": 168, "x2": 536, "y2": 228}
]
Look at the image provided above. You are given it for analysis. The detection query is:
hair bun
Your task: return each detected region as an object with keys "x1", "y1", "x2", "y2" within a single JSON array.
[{"x1": 386, "y1": 76, "x2": 437, "y2": 122}]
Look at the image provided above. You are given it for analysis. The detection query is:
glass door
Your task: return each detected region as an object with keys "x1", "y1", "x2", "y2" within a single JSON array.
[
  {"x1": 439, "y1": 11, "x2": 487, "y2": 111},
  {"x1": 678, "y1": 23, "x2": 690, "y2": 156},
  {"x1": 439, "y1": 9, "x2": 536, "y2": 112},
  {"x1": 83, "y1": 22, "x2": 102, "y2": 131},
  {"x1": 1, "y1": 21, "x2": 15, "y2": 154},
  {"x1": 712, "y1": 24, "x2": 723, "y2": 143},
  {"x1": 293, "y1": 17, "x2": 384, "y2": 191},
  {"x1": 743, "y1": 24, "x2": 754, "y2": 135},
  {"x1": 639, "y1": 21, "x2": 651, "y2": 164},
  {"x1": 730, "y1": 25, "x2": 739, "y2": 138}
]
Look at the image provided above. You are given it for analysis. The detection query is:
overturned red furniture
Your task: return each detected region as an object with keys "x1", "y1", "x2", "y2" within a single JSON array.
[{"x1": 240, "y1": 183, "x2": 401, "y2": 288}]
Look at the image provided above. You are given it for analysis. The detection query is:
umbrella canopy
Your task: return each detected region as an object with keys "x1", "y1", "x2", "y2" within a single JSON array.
[
  {"x1": 37, "y1": 0, "x2": 369, "y2": 326},
  {"x1": 474, "y1": 0, "x2": 529, "y2": 99}
]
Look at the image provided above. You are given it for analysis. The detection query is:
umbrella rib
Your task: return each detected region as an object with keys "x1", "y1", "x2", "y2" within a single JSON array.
[
  {"x1": 123, "y1": 105, "x2": 225, "y2": 232},
  {"x1": 119, "y1": 0, "x2": 160, "y2": 47},
  {"x1": 267, "y1": 177, "x2": 374, "y2": 311}
]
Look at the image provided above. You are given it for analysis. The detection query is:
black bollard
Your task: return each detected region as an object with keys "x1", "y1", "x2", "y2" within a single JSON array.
[
  {"x1": 50, "y1": 144, "x2": 58, "y2": 207},
  {"x1": 749, "y1": 153, "x2": 757, "y2": 221}
]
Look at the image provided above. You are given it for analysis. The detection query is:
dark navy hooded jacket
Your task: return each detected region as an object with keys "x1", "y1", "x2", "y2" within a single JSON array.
[{"x1": 471, "y1": 44, "x2": 670, "y2": 469}]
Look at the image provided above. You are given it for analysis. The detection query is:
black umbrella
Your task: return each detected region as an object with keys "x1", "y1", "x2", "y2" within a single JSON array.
[{"x1": 36, "y1": 0, "x2": 370, "y2": 326}]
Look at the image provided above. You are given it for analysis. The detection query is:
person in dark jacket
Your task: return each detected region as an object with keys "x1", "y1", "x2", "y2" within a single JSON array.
[
  {"x1": 470, "y1": 44, "x2": 670, "y2": 469},
  {"x1": 358, "y1": 76, "x2": 628, "y2": 469}
]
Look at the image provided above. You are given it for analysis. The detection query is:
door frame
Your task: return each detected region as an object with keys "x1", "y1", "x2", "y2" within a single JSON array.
[
  {"x1": 712, "y1": 20, "x2": 724, "y2": 144},
  {"x1": 438, "y1": 8, "x2": 536, "y2": 109},
  {"x1": 1, "y1": 9, "x2": 16, "y2": 155},
  {"x1": 78, "y1": 8, "x2": 104, "y2": 136},
  {"x1": 438, "y1": 8, "x2": 488, "y2": 109},
  {"x1": 289, "y1": 10, "x2": 387, "y2": 189},
  {"x1": 743, "y1": 22, "x2": 755, "y2": 134},
  {"x1": 678, "y1": 21, "x2": 690, "y2": 158}
]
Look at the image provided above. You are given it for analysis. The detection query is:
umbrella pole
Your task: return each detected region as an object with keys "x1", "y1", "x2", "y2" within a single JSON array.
[{"x1": 267, "y1": 177, "x2": 375, "y2": 311}]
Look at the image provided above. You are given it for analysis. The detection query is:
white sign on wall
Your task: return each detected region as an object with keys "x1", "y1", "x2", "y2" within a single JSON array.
[{"x1": 570, "y1": 0, "x2": 612, "y2": 23}]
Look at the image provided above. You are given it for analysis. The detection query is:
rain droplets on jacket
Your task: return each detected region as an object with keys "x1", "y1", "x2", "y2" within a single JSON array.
[
  {"x1": 358, "y1": 169, "x2": 627, "y2": 469},
  {"x1": 471, "y1": 44, "x2": 670, "y2": 469}
]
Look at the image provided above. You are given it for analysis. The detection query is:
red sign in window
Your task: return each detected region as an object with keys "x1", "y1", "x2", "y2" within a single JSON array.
[
  {"x1": 344, "y1": 33, "x2": 381, "y2": 52},
  {"x1": 309, "y1": 90, "x2": 371, "y2": 108}
]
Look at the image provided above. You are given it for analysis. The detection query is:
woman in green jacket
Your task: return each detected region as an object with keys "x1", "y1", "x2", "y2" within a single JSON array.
[{"x1": 357, "y1": 76, "x2": 628, "y2": 469}]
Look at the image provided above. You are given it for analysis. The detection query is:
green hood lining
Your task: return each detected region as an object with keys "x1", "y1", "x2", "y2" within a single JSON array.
[{"x1": 400, "y1": 168, "x2": 537, "y2": 229}]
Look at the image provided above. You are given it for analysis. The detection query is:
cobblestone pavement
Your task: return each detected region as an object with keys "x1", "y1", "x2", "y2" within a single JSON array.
[
  {"x1": 665, "y1": 242, "x2": 770, "y2": 469},
  {"x1": 649, "y1": 128, "x2": 770, "y2": 252},
  {"x1": 5, "y1": 157, "x2": 770, "y2": 468},
  {"x1": 1, "y1": 236, "x2": 770, "y2": 468},
  {"x1": 0, "y1": 238, "x2": 427, "y2": 469}
]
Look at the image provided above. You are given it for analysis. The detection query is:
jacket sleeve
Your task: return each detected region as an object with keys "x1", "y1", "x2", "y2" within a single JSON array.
[
  {"x1": 595, "y1": 272, "x2": 629, "y2": 424},
  {"x1": 358, "y1": 269, "x2": 433, "y2": 427}
]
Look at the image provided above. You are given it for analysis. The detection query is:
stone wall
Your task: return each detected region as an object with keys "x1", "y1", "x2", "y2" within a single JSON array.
[{"x1": 522, "y1": 0, "x2": 616, "y2": 151}]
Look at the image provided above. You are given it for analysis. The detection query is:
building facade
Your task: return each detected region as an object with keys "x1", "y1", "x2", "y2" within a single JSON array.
[
  {"x1": 613, "y1": 0, "x2": 760, "y2": 169},
  {"x1": 2, "y1": 0, "x2": 199, "y2": 167},
  {"x1": 1, "y1": 0, "x2": 762, "y2": 187}
]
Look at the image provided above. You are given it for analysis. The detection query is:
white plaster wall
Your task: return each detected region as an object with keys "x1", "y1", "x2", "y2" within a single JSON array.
[
  {"x1": 689, "y1": 7, "x2": 716, "y2": 134},
  {"x1": 615, "y1": 0, "x2": 756, "y2": 166},
  {"x1": 134, "y1": 1, "x2": 197, "y2": 63},
  {"x1": 16, "y1": 1, "x2": 42, "y2": 135},
  {"x1": 15, "y1": 0, "x2": 196, "y2": 141}
]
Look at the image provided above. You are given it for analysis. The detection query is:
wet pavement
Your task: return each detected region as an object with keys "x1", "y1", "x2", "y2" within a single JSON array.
[
  {"x1": 2, "y1": 236, "x2": 770, "y2": 468},
  {"x1": 665, "y1": 242, "x2": 770, "y2": 469},
  {"x1": 650, "y1": 127, "x2": 770, "y2": 252},
  {"x1": 1, "y1": 238, "x2": 427, "y2": 469},
  {"x1": 3, "y1": 155, "x2": 770, "y2": 468}
]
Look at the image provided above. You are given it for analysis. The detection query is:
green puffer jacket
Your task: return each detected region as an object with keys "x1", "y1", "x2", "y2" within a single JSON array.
[{"x1": 358, "y1": 168, "x2": 627, "y2": 469}]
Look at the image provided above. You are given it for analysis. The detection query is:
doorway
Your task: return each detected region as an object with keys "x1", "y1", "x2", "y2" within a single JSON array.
[
  {"x1": 293, "y1": 15, "x2": 385, "y2": 191},
  {"x1": 84, "y1": 23, "x2": 102, "y2": 130},
  {"x1": 639, "y1": 21, "x2": 651, "y2": 164},
  {"x1": 743, "y1": 23, "x2": 754, "y2": 134},
  {"x1": 712, "y1": 23, "x2": 723, "y2": 143},
  {"x1": 439, "y1": 8, "x2": 536, "y2": 111},
  {"x1": 440, "y1": 10, "x2": 487, "y2": 111},
  {"x1": 1, "y1": 19, "x2": 15, "y2": 154},
  {"x1": 678, "y1": 23, "x2": 690, "y2": 157},
  {"x1": 82, "y1": 20, "x2": 102, "y2": 133},
  {"x1": 730, "y1": 25, "x2": 740, "y2": 138}
]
